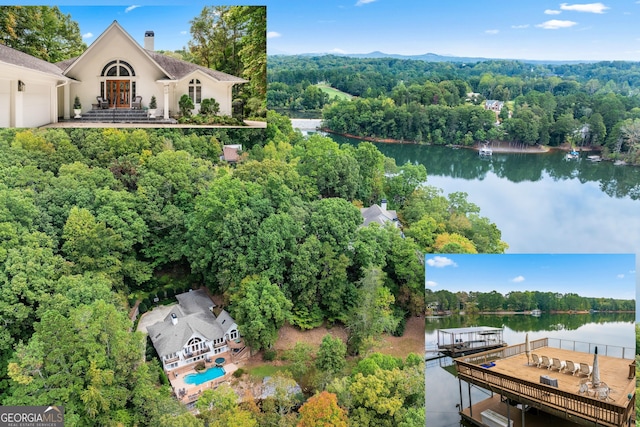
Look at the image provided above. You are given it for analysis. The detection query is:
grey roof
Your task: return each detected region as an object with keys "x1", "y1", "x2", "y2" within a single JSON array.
[
  {"x1": 360, "y1": 204, "x2": 398, "y2": 226},
  {"x1": 0, "y1": 44, "x2": 69, "y2": 80},
  {"x1": 145, "y1": 50, "x2": 248, "y2": 83},
  {"x1": 148, "y1": 289, "x2": 231, "y2": 358},
  {"x1": 215, "y1": 310, "x2": 235, "y2": 334}
]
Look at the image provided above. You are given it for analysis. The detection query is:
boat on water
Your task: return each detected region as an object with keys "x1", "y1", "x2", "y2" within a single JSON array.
[
  {"x1": 437, "y1": 326, "x2": 507, "y2": 357},
  {"x1": 530, "y1": 308, "x2": 542, "y2": 316},
  {"x1": 479, "y1": 144, "x2": 493, "y2": 157},
  {"x1": 565, "y1": 150, "x2": 579, "y2": 160},
  {"x1": 587, "y1": 155, "x2": 602, "y2": 162}
]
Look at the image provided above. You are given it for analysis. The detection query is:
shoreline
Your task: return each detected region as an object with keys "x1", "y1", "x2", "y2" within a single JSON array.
[{"x1": 321, "y1": 128, "x2": 601, "y2": 154}]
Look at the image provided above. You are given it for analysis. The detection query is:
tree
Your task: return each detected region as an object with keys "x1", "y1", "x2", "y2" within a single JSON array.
[
  {"x1": 315, "y1": 335, "x2": 347, "y2": 376},
  {"x1": 347, "y1": 267, "x2": 398, "y2": 355},
  {"x1": 230, "y1": 275, "x2": 292, "y2": 351},
  {"x1": 0, "y1": 6, "x2": 86, "y2": 62},
  {"x1": 297, "y1": 391, "x2": 348, "y2": 427}
]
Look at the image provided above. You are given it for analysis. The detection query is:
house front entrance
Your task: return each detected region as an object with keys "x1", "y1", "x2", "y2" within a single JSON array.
[{"x1": 106, "y1": 80, "x2": 131, "y2": 108}]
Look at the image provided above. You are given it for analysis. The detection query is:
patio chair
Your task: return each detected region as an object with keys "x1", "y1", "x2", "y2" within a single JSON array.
[
  {"x1": 531, "y1": 354, "x2": 541, "y2": 367},
  {"x1": 578, "y1": 377, "x2": 592, "y2": 395},
  {"x1": 540, "y1": 355, "x2": 552, "y2": 369},
  {"x1": 594, "y1": 382, "x2": 613, "y2": 401},
  {"x1": 577, "y1": 363, "x2": 593, "y2": 378},
  {"x1": 131, "y1": 96, "x2": 142, "y2": 109},
  {"x1": 550, "y1": 358, "x2": 566, "y2": 372},
  {"x1": 96, "y1": 96, "x2": 109, "y2": 109},
  {"x1": 565, "y1": 360, "x2": 580, "y2": 375}
]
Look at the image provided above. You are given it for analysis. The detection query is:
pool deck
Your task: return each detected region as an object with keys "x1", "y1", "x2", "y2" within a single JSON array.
[{"x1": 169, "y1": 361, "x2": 238, "y2": 404}]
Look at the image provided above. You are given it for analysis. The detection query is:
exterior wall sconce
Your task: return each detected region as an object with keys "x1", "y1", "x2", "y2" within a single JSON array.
[{"x1": 18, "y1": 80, "x2": 25, "y2": 92}]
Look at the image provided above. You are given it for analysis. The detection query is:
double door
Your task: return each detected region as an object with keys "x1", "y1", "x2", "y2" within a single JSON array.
[{"x1": 105, "y1": 80, "x2": 131, "y2": 108}]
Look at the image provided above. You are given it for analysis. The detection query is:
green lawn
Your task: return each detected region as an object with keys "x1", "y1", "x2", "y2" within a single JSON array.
[
  {"x1": 247, "y1": 364, "x2": 289, "y2": 380},
  {"x1": 316, "y1": 83, "x2": 353, "y2": 101}
]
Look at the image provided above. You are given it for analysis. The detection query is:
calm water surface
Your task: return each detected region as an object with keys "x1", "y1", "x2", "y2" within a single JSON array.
[
  {"x1": 425, "y1": 313, "x2": 635, "y2": 427},
  {"x1": 329, "y1": 135, "x2": 640, "y2": 255}
]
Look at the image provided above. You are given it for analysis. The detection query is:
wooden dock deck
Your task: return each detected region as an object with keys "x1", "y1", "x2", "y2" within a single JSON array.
[{"x1": 455, "y1": 342, "x2": 635, "y2": 427}]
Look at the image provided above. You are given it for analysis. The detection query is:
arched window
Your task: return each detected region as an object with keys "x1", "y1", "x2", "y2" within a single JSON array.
[
  {"x1": 101, "y1": 59, "x2": 135, "y2": 77},
  {"x1": 189, "y1": 79, "x2": 202, "y2": 104}
]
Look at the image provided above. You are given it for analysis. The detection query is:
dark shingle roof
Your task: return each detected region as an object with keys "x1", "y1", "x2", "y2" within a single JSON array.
[
  {"x1": 145, "y1": 50, "x2": 247, "y2": 82},
  {"x1": 0, "y1": 43, "x2": 69, "y2": 79}
]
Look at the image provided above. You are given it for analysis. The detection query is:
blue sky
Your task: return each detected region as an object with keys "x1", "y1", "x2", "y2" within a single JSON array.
[
  {"x1": 10, "y1": 1, "x2": 639, "y2": 61},
  {"x1": 425, "y1": 254, "x2": 636, "y2": 300},
  {"x1": 264, "y1": 0, "x2": 640, "y2": 61}
]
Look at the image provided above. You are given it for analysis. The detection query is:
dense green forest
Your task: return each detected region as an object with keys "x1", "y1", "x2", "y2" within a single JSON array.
[
  {"x1": 0, "y1": 113, "x2": 507, "y2": 425},
  {"x1": 426, "y1": 289, "x2": 635, "y2": 313},
  {"x1": 268, "y1": 55, "x2": 640, "y2": 164}
]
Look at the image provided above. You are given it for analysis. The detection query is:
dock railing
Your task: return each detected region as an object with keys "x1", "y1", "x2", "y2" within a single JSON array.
[
  {"x1": 456, "y1": 359, "x2": 634, "y2": 427},
  {"x1": 457, "y1": 337, "x2": 634, "y2": 365}
]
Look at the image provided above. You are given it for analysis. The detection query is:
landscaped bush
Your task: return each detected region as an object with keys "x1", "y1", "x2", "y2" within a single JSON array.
[
  {"x1": 262, "y1": 349, "x2": 277, "y2": 361},
  {"x1": 179, "y1": 94, "x2": 194, "y2": 117},
  {"x1": 194, "y1": 361, "x2": 206, "y2": 372},
  {"x1": 200, "y1": 98, "x2": 220, "y2": 116},
  {"x1": 232, "y1": 368, "x2": 245, "y2": 378},
  {"x1": 138, "y1": 303, "x2": 148, "y2": 314}
]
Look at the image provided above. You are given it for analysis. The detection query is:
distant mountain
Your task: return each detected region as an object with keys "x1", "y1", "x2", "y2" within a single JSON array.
[{"x1": 268, "y1": 50, "x2": 596, "y2": 65}]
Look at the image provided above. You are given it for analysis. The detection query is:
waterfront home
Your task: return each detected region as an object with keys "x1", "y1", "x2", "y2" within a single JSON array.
[
  {"x1": 360, "y1": 199, "x2": 399, "y2": 227},
  {"x1": 0, "y1": 20, "x2": 246, "y2": 127},
  {"x1": 147, "y1": 289, "x2": 245, "y2": 374}
]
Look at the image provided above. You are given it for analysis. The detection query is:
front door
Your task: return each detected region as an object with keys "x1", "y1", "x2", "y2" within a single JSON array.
[{"x1": 105, "y1": 80, "x2": 131, "y2": 108}]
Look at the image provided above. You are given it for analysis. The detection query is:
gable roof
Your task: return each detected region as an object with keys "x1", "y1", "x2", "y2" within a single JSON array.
[
  {"x1": 147, "y1": 289, "x2": 236, "y2": 357},
  {"x1": 360, "y1": 204, "x2": 398, "y2": 226},
  {"x1": 55, "y1": 20, "x2": 246, "y2": 84},
  {"x1": 0, "y1": 43, "x2": 69, "y2": 80},
  {"x1": 146, "y1": 51, "x2": 247, "y2": 83}
]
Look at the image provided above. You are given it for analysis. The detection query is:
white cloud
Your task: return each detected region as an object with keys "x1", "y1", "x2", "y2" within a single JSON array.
[
  {"x1": 536, "y1": 19, "x2": 578, "y2": 29},
  {"x1": 511, "y1": 24, "x2": 530, "y2": 29},
  {"x1": 426, "y1": 256, "x2": 458, "y2": 268},
  {"x1": 330, "y1": 48, "x2": 347, "y2": 54},
  {"x1": 82, "y1": 32, "x2": 93, "y2": 39},
  {"x1": 356, "y1": 0, "x2": 376, "y2": 5},
  {"x1": 267, "y1": 31, "x2": 282, "y2": 39},
  {"x1": 425, "y1": 280, "x2": 438, "y2": 288},
  {"x1": 617, "y1": 274, "x2": 625, "y2": 279},
  {"x1": 180, "y1": 31, "x2": 187, "y2": 35},
  {"x1": 485, "y1": 29, "x2": 500, "y2": 34},
  {"x1": 125, "y1": 5, "x2": 141, "y2": 13},
  {"x1": 512, "y1": 275, "x2": 526, "y2": 283},
  {"x1": 560, "y1": 3, "x2": 610, "y2": 13},
  {"x1": 545, "y1": 9, "x2": 562, "y2": 14}
]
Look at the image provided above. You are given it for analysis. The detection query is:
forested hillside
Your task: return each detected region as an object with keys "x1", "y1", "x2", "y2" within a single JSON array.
[
  {"x1": 0, "y1": 113, "x2": 506, "y2": 425},
  {"x1": 268, "y1": 55, "x2": 640, "y2": 164}
]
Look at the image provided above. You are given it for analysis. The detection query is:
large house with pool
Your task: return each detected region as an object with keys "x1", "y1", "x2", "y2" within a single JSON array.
[
  {"x1": 0, "y1": 20, "x2": 246, "y2": 127},
  {"x1": 147, "y1": 289, "x2": 245, "y2": 374}
]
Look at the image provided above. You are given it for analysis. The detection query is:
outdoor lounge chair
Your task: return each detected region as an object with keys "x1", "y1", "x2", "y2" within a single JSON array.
[
  {"x1": 565, "y1": 360, "x2": 580, "y2": 375},
  {"x1": 531, "y1": 354, "x2": 541, "y2": 367},
  {"x1": 578, "y1": 363, "x2": 593, "y2": 378},
  {"x1": 96, "y1": 96, "x2": 109, "y2": 109},
  {"x1": 594, "y1": 382, "x2": 613, "y2": 401},
  {"x1": 131, "y1": 96, "x2": 142, "y2": 109},
  {"x1": 550, "y1": 358, "x2": 566, "y2": 372},
  {"x1": 540, "y1": 355, "x2": 552, "y2": 369}
]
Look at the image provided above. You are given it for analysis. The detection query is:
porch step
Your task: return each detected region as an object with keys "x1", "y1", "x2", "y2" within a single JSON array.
[{"x1": 74, "y1": 109, "x2": 177, "y2": 124}]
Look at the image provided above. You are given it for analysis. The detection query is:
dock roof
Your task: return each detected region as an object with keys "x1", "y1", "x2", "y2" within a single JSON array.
[{"x1": 439, "y1": 326, "x2": 502, "y2": 334}]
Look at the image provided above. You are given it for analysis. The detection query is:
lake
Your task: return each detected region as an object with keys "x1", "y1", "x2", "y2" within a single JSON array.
[
  {"x1": 327, "y1": 134, "x2": 640, "y2": 255},
  {"x1": 425, "y1": 313, "x2": 635, "y2": 427}
]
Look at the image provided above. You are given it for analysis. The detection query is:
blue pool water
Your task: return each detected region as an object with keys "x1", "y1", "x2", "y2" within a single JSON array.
[{"x1": 184, "y1": 366, "x2": 225, "y2": 385}]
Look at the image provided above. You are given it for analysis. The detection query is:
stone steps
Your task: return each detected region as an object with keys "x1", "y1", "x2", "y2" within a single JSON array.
[{"x1": 74, "y1": 108, "x2": 177, "y2": 124}]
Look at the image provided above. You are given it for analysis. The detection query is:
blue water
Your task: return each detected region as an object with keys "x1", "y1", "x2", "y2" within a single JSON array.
[{"x1": 184, "y1": 366, "x2": 225, "y2": 385}]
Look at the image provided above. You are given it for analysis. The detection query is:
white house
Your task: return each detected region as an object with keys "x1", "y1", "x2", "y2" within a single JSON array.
[
  {"x1": 360, "y1": 199, "x2": 400, "y2": 227},
  {"x1": 0, "y1": 20, "x2": 247, "y2": 127},
  {"x1": 147, "y1": 289, "x2": 243, "y2": 373}
]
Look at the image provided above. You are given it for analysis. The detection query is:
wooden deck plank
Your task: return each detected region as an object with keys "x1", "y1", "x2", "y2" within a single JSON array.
[{"x1": 483, "y1": 346, "x2": 635, "y2": 407}]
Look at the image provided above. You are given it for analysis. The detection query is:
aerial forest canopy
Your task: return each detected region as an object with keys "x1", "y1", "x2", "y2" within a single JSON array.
[
  {"x1": 0, "y1": 113, "x2": 505, "y2": 424},
  {"x1": 268, "y1": 55, "x2": 640, "y2": 164}
]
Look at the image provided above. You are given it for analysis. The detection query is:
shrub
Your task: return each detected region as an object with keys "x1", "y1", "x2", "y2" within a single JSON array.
[
  {"x1": 200, "y1": 98, "x2": 220, "y2": 116},
  {"x1": 179, "y1": 94, "x2": 194, "y2": 117},
  {"x1": 263, "y1": 349, "x2": 277, "y2": 361},
  {"x1": 73, "y1": 96, "x2": 81, "y2": 109},
  {"x1": 232, "y1": 368, "x2": 245, "y2": 378},
  {"x1": 138, "y1": 303, "x2": 148, "y2": 314},
  {"x1": 149, "y1": 95, "x2": 157, "y2": 109},
  {"x1": 194, "y1": 361, "x2": 206, "y2": 372}
]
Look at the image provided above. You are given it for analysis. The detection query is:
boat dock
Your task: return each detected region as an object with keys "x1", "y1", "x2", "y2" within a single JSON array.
[
  {"x1": 437, "y1": 326, "x2": 507, "y2": 357},
  {"x1": 454, "y1": 338, "x2": 635, "y2": 427}
]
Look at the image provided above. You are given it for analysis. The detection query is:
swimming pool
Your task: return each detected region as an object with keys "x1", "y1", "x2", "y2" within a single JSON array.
[{"x1": 184, "y1": 366, "x2": 225, "y2": 385}]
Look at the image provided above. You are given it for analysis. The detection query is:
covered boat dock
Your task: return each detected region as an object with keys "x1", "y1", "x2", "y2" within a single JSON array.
[{"x1": 438, "y1": 326, "x2": 507, "y2": 357}]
